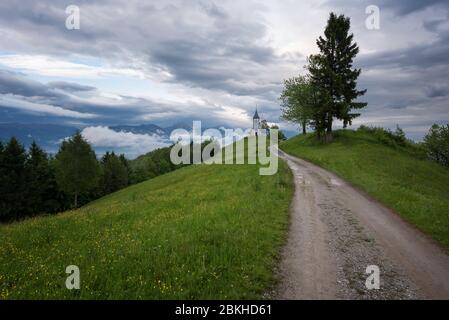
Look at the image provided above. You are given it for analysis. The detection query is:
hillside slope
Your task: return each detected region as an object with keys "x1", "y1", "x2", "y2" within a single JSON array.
[
  {"x1": 280, "y1": 129, "x2": 449, "y2": 249},
  {"x1": 0, "y1": 144, "x2": 293, "y2": 299}
]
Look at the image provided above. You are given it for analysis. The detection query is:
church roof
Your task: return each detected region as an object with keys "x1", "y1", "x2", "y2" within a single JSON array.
[{"x1": 253, "y1": 109, "x2": 260, "y2": 119}]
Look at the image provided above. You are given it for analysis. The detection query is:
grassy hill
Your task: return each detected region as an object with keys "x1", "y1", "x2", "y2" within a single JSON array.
[
  {"x1": 0, "y1": 139, "x2": 293, "y2": 299},
  {"x1": 281, "y1": 129, "x2": 449, "y2": 249}
]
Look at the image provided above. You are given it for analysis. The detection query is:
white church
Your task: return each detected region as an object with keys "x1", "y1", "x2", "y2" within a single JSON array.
[{"x1": 251, "y1": 108, "x2": 266, "y2": 136}]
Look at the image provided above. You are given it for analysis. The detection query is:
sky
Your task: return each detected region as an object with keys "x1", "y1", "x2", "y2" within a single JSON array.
[{"x1": 0, "y1": 0, "x2": 448, "y2": 155}]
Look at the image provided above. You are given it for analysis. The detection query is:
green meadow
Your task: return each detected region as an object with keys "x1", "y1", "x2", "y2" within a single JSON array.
[{"x1": 0, "y1": 139, "x2": 293, "y2": 299}]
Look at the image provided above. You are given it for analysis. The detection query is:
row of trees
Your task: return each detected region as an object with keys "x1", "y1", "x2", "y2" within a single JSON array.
[
  {"x1": 0, "y1": 133, "x2": 130, "y2": 222},
  {"x1": 0, "y1": 139, "x2": 65, "y2": 221},
  {"x1": 281, "y1": 12, "x2": 367, "y2": 142},
  {"x1": 1, "y1": 132, "x2": 214, "y2": 222},
  {"x1": 131, "y1": 146, "x2": 181, "y2": 184}
]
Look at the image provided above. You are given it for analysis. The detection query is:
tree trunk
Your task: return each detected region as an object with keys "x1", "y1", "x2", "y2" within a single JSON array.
[
  {"x1": 302, "y1": 121, "x2": 307, "y2": 135},
  {"x1": 74, "y1": 192, "x2": 78, "y2": 209},
  {"x1": 325, "y1": 114, "x2": 333, "y2": 143}
]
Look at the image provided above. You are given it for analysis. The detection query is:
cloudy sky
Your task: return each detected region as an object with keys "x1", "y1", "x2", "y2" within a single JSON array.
[{"x1": 1, "y1": 0, "x2": 448, "y2": 153}]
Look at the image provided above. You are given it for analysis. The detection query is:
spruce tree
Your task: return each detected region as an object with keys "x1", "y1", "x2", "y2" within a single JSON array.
[
  {"x1": 27, "y1": 141, "x2": 53, "y2": 214},
  {"x1": 0, "y1": 137, "x2": 29, "y2": 220},
  {"x1": 100, "y1": 151, "x2": 128, "y2": 195},
  {"x1": 119, "y1": 154, "x2": 131, "y2": 182},
  {"x1": 308, "y1": 12, "x2": 367, "y2": 142},
  {"x1": 0, "y1": 141, "x2": 5, "y2": 219}
]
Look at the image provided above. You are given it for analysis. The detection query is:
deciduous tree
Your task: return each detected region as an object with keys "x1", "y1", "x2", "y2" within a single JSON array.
[
  {"x1": 55, "y1": 132, "x2": 100, "y2": 208},
  {"x1": 280, "y1": 76, "x2": 314, "y2": 135}
]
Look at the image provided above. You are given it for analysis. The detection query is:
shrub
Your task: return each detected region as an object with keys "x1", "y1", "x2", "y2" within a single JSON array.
[
  {"x1": 357, "y1": 125, "x2": 410, "y2": 147},
  {"x1": 424, "y1": 124, "x2": 449, "y2": 167}
]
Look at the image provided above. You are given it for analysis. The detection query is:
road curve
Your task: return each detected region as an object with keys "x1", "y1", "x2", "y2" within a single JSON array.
[{"x1": 275, "y1": 149, "x2": 449, "y2": 300}]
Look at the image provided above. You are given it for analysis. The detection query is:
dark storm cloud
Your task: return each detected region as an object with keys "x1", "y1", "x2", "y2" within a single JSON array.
[
  {"x1": 425, "y1": 85, "x2": 449, "y2": 98},
  {"x1": 143, "y1": 3, "x2": 281, "y2": 98},
  {"x1": 0, "y1": 72, "x2": 105, "y2": 114},
  {"x1": 48, "y1": 81, "x2": 96, "y2": 92},
  {"x1": 200, "y1": 2, "x2": 229, "y2": 19},
  {"x1": 422, "y1": 18, "x2": 448, "y2": 32},
  {"x1": 327, "y1": 0, "x2": 449, "y2": 16},
  {"x1": 379, "y1": 0, "x2": 449, "y2": 15},
  {"x1": 359, "y1": 34, "x2": 449, "y2": 70},
  {"x1": 152, "y1": 38, "x2": 280, "y2": 97},
  {"x1": 0, "y1": 0, "x2": 115, "y2": 56},
  {"x1": 0, "y1": 0, "x2": 282, "y2": 101},
  {"x1": 0, "y1": 69, "x2": 225, "y2": 127},
  {"x1": 0, "y1": 70, "x2": 63, "y2": 98}
]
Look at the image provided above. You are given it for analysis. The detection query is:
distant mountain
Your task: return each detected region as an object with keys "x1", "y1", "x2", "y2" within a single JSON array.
[
  {"x1": 0, "y1": 122, "x2": 293, "y2": 157},
  {"x1": 110, "y1": 123, "x2": 195, "y2": 137},
  {"x1": 0, "y1": 123, "x2": 79, "y2": 152},
  {"x1": 163, "y1": 122, "x2": 193, "y2": 134},
  {"x1": 0, "y1": 122, "x2": 189, "y2": 156},
  {"x1": 110, "y1": 124, "x2": 167, "y2": 136}
]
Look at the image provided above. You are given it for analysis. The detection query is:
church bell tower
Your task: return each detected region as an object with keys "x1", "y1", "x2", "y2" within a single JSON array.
[{"x1": 253, "y1": 108, "x2": 260, "y2": 135}]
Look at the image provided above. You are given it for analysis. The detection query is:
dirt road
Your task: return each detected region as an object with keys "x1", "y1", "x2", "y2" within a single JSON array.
[{"x1": 275, "y1": 149, "x2": 449, "y2": 300}]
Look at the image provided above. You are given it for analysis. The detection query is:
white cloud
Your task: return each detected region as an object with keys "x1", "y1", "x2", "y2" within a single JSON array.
[
  {"x1": 0, "y1": 54, "x2": 146, "y2": 79},
  {"x1": 0, "y1": 94, "x2": 97, "y2": 118},
  {"x1": 213, "y1": 105, "x2": 253, "y2": 125},
  {"x1": 80, "y1": 126, "x2": 170, "y2": 158}
]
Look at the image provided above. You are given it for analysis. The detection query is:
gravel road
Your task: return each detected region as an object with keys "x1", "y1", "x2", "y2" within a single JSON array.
[{"x1": 275, "y1": 149, "x2": 449, "y2": 300}]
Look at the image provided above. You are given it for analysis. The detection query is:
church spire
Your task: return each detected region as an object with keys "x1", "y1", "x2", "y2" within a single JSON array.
[{"x1": 253, "y1": 107, "x2": 260, "y2": 120}]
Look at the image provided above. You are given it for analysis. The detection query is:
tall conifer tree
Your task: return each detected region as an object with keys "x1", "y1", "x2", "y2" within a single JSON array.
[
  {"x1": 0, "y1": 137, "x2": 28, "y2": 220},
  {"x1": 308, "y1": 12, "x2": 367, "y2": 142}
]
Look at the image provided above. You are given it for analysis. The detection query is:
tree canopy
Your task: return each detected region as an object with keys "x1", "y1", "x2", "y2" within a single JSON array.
[{"x1": 55, "y1": 132, "x2": 100, "y2": 208}]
